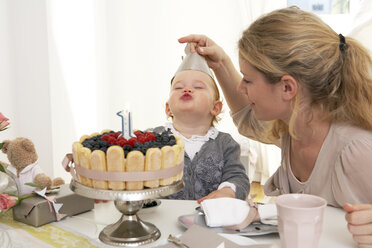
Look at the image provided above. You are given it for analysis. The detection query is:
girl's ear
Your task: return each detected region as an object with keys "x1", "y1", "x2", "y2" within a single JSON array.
[
  {"x1": 210, "y1": 100, "x2": 223, "y2": 116},
  {"x1": 281, "y1": 75, "x2": 298, "y2": 101},
  {"x1": 165, "y1": 102, "x2": 173, "y2": 118}
]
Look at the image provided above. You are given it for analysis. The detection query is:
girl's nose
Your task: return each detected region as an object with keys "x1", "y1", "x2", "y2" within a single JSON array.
[{"x1": 183, "y1": 88, "x2": 192, "y2": 93}]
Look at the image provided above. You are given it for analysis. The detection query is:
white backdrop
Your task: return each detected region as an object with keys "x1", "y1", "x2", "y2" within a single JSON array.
[{"x1": 1, "y1": 0, "x2": 370, "y2": 184}]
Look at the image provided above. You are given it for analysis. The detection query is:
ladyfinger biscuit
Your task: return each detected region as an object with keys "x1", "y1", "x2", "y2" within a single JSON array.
[
  {"x1": 72, "y1": 142, "x2": 82, "y2": 166},
  {"x1": 160, "y1": 146, "x2": 175, "y2": 186},
  {"x1": 90, "y1": 132, "x2": 99, "y2": 137},
  {"x1": 107, "y1": 146, "x2": 125, "y2": 190},
  {"x1": 72, "y1": 142, "x2": 84, "y2": 183},
  {"x1": 144, "y1": 148, "x2": 161, "y2": 188},
  {"x1": 126, "y1": 151, "x2": 145, "y2": 190},
  {"x1": 100, "y1": 129, "x2": 112, "y2": 134},
  {"x1": 174, "y1": 137, "x2": 185, "y2": 181},
  {"x1": 79, "y1": 135, "x2": 90, "y2": 143},
  {"x1": 90, "y1": 150, "x2": 108, "y2": 189},
  {"x1": 79, "y1": 147, "x2": 93, "y2": 187}
]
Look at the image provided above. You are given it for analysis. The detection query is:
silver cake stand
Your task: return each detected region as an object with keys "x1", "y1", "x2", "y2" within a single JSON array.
[{"x1": 70, "y1": 179, "x2": 184, "y2": 247}]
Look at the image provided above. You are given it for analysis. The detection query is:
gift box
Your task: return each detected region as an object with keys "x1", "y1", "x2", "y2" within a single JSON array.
[{"x1": 12, "y1": 183, "x2": 94, "y2": 227}]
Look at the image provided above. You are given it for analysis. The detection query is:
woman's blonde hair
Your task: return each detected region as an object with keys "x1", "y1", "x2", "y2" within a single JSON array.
[{"x1": 239, "y1": 6, "x2": 372, "y2": 141}]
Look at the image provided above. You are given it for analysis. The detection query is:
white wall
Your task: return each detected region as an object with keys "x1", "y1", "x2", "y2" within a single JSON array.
[
  {"x1": 0, "y1": 0, "x2": 54, "y2": 177},
  {"x1": 0, "y1": 0, "x2": 16, "y2": 159}
]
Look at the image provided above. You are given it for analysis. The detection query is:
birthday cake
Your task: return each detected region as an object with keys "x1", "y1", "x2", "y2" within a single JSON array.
[{"x1": 71, "y1": 129, "x2": 184, "y2": 190}]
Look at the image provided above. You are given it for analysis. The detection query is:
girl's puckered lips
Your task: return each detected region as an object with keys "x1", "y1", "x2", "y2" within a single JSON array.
[{"x1": 181, "y1": 93, "x2": 192, "y2": 100}]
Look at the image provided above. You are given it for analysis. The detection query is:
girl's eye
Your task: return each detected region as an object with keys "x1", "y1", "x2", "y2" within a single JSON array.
[
  {"x1": 193, "y1": 83, "x2": 204, "y2": 89},
  {"x1": 173, "y1": 83, "x2": 184, "y2": 90}
]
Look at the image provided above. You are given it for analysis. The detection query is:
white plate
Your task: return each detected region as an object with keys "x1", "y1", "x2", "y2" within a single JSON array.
[
  {"x1": 178, "y1": 214, "x2": 278, "y2": 236},
  {"x1": 175, "y1": 233, "x2": 257, "y2": 246},
  {"x1": 219, "y1": 233, "x2": 257, "y2": 245}
]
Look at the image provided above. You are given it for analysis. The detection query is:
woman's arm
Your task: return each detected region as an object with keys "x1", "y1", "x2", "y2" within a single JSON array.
[{"x1": 179, "y1": 34, "x2": 250, "y2": 113}]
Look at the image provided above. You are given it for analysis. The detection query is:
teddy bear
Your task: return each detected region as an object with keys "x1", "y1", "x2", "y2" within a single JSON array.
[{"x1": 0, "y1": 137, "x2": 64, "y2": 195}]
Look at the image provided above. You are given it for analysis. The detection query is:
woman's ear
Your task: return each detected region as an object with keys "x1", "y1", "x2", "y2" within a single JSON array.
[
  {"x1": 165, "y1": 102, "x2": 173, "y2": 118},
  {"x1": 210, "y1": 100, "x2": 223, "y2": 116},
  {"x1": 280, "y1": 75, "x2": 298, "y2": 101}
]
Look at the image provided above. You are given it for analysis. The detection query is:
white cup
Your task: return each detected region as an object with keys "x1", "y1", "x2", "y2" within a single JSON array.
[{"x1": 275, "y1": 194, "x2": 327, "y2": 248}]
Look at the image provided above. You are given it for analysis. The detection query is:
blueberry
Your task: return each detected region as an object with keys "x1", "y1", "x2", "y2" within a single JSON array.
[
  {"x1": 99, "y1": 140, "x2": 108, "y2": 147},
  {"x1": 134, "y1": 142, "x2": 143, "y2": 148},
  {"x1": 85, "y1": 144, "x2": 93, "y2": 150},
  {"x1": 161, "y1": 136, "x2": 170, "y2": 143},
  {"x1": 168, "y1": 140, "x2": 176, "y2": 146},
  {"x1": 123, "y1": 145, "x2": 132, "y2": 151}
]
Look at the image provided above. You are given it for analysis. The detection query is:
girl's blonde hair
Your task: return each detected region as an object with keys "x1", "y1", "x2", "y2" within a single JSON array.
[{"x1": 239, "y1": 6, "x2": 372, "y2": 141}]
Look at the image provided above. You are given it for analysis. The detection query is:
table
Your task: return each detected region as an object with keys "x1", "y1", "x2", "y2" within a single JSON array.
[{"x1": 54, "y1": 199, "x2": 357, "y2": 247}]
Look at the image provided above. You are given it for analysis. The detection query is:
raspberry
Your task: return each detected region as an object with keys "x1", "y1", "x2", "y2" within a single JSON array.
[
  {"x1": 134, "y1": 130, "x2": 143, "y2": 137},
  {"x1": 107, "y1": 136, "x2": 116, "y2": 145},
  {"x1": 101, "y1": 134, "x2": 110, "y2": 142},
  {"x1": 108, "y1": 132, "x2": 116, "y2": 138},
  {"x1": 113, "y1": 132, "x2": 121, "y2": 138},
  {"x1": 127, "y1": 137, "x2": 137, "y2": 147},
  {"x1": 137, "y1": 136, "x2": 147, "y2": 144},
  {"x1": 118, "y1": 139, "x2": 128, "y2": 147}
]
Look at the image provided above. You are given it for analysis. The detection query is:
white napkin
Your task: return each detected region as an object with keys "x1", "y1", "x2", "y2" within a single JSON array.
[
  {"x1": 201, "y1": 198, "x2": 250, "y2": 227},
  {"x1": 257, "y1": 204, "x2": 277, "y2": 225},
  {"x1": 201, "y1": 198, "x2": 278, "y2": 228}
]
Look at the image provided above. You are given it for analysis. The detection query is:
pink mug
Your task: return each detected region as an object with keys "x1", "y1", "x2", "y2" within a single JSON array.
[{"x1": 276, "y1": 194, "x2": 327, "y2": 248}]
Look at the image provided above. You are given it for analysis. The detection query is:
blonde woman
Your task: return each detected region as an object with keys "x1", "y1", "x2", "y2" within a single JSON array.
[{"x1": 180, "y1": 6, "x2": 372, "y2": 247}]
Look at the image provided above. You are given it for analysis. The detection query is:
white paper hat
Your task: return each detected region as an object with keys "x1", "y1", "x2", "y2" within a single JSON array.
[{"x1": 174, "y1": 44, "x2": 214, "y2": 79}]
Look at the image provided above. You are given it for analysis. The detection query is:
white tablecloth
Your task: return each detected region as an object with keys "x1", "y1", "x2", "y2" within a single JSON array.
[{"x1": 54, "y1": 200, "x2": 357, "y2": 247}]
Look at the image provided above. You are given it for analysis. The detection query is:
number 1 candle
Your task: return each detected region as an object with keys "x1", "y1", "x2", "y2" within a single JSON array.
[{"x1": 116, "y1": 109, "x2": 134, "y2": 139}]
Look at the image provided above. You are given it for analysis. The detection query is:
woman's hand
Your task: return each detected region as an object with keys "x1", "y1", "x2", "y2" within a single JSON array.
[
  {"x1": 197, "y1": 187, "x2": 235, "y2": 204},
  {"x1": 344, "y1": 203, "x2": 372, "y2": 248},
  {"x1": 178, "y1": 34, "x2": 227, "y2": 70}
]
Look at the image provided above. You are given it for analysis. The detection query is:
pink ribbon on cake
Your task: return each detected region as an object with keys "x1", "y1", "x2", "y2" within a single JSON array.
[
  {"x1": 74, "y1": 162, "x2": 184, "y2": 181},
  {"x1": 62, "y1": 154, "x2": 79, "y2": 181},
  {"x1": 62, "y1": 154, "x2": 184, "y2": 181}
]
